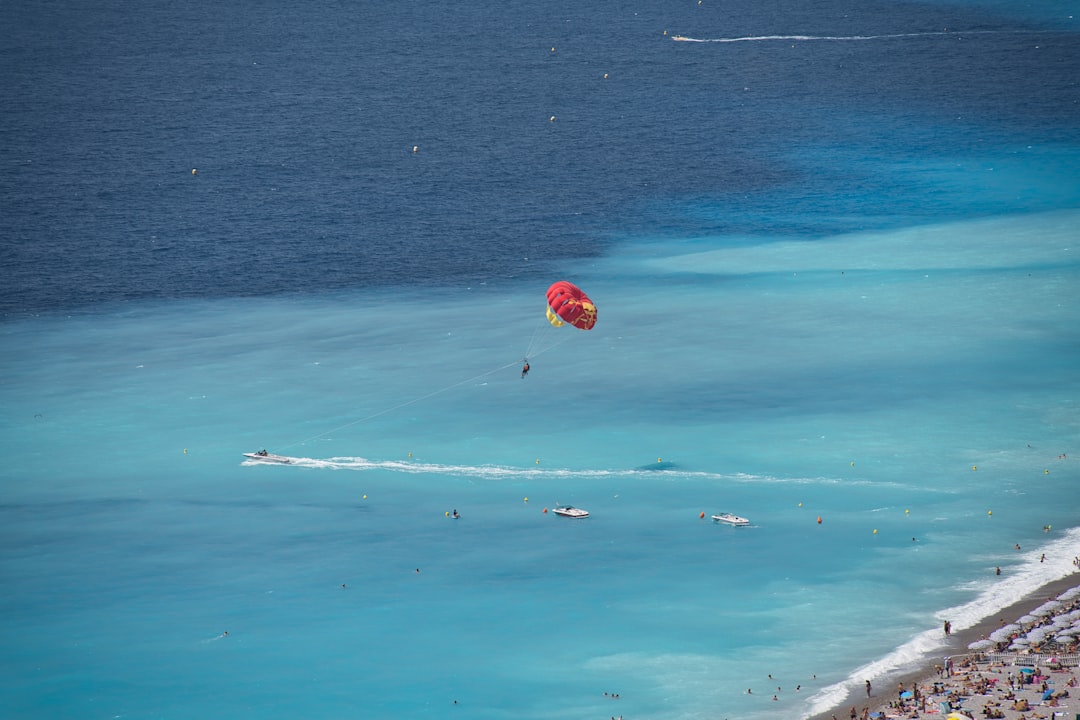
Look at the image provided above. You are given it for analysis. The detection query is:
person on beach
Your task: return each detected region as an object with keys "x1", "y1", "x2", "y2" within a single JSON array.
[
  {"x1": 866, "y1": 679, "x2": 872, "y2": 697},
  {"x1": 944, "y1": 619, "x2": 951, "y2": 636}
]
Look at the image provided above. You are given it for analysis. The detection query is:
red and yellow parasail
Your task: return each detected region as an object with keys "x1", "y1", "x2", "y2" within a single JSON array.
[{"x1": 545, "y1": 281, "x2": 597, "y2": 330}]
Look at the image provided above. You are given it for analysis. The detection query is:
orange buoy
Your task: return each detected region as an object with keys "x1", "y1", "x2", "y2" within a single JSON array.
[
  {"x1": 543, "y1": 507, "x2": 548, "y2": 514},
  {"x1": 816, "y1": 516, "x2": 822, "y2": 524},
  {"x1": 699, "y1": 511, "x2": 705, "y2": 519}
]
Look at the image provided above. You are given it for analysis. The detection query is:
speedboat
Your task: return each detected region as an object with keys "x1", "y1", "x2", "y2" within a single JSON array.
[
  {"x1": 711, "y1": 512, "x2": 749, "y2": 526},
  {"x1": 553, "y1": 505, "x2": 589, "y2": 518},
  {"x1": 243, "y1": 451, "x2": 293, "y2": 464}
]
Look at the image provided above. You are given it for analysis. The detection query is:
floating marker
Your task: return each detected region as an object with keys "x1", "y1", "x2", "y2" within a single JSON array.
[
  {"x1": 657, "y1": 457, "x2": 662, "y2": 463},
  {"x1": 973, "y1": 465, "x2": 977, "y2": 471},
  {"x1": 873, "y1": 528, "x2": 878, "y2": 534},
  {"x1": 850, "y1": 461, "x2": 855, "y2": 467},
  {"x1": 445, "y1": 511, "x2": 450, "y2": 517},
  {"x1": 523, "y1": 497, "x2": 528, "y2": 503},
  {"x1": 543, "y1": 507, "x2": 548, "y2": 514},
  {"x1": 183, "y1": 448, "x2": 187, "y2": 454},
  {"x1": 987, "y1": 510, "x2": 992, "y2": 516},
  {"x1": 363, "y1": 494, "x2": 367, "y2": 500},
  {"x1": 816, "y1": 516, "x2": 822, "y2": 524},
  {"x1": 699, "y1": 512, "x2": 705, "y2": 519},
  {"x1": 412, "y1": 146, "x2": 418, "y2": 153},
  {"x1": 549, "y1": 115, "x2": 556, "y2": 122},
  {"x1": 905, "y1": 508, "x2": 910, "y2": 515},
  {"x1": 798, "y1": 502, "x2": 803, "y2": 507},
  {"x1": 535, "y1": 458, "x2": 540, "y2": 464},
  {"x1": 191, "y1": 168, "x2": 197, "y2": 175},
  {"x1": 1045, "y1": 469, "x2": 1049, "y2": 474},
  {"x1": 408, "y1": 452, "x2": 412, "y2": 458},
  {"x1": 603, "y1": 73, "x2": 608, "y2": 79}
]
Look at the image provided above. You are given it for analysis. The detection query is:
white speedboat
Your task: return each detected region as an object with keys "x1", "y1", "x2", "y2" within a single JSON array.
[
  {"x1": 711, "y1": 513, "x2": 749, "y2": 526},
  {"x1": 553, "y1": 505, "x2": 589, "y2": 518},
  {"x1": 243, "y1": 451, "x2": 293, "y2": 464}
]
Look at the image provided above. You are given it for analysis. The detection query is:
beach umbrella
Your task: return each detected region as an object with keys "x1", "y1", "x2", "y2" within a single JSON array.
[
  {"x1": 1033, "y1": 600, "x2": 1062, "y2": 616},
  {"x1": 1019, "y1": 667, "x2": 1036, "y2": 674},
  {"x1": 967, "y1": 639, "x2": 995, "y2": 650},
  {"x1": 989, "y1": 627, "x2": 1014, "y2": 642},
  {"x1": 1058, "y1": 587, "x2": 1080, "y2": 601},
  {"x1": 1018, "y1": 614, "x2": 1040, "y2": 625},
  {"x1": 901, "y1": 690, "x2": 914, "y2": 699},
  {"x1": 1053, "y1": 615, "x2": 1073, "y2": 628}
]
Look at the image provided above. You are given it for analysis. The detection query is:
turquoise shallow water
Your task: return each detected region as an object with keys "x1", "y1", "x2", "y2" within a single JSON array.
[{"x1": 3, "y1": 207, "x2": 1079, "y2": 720}]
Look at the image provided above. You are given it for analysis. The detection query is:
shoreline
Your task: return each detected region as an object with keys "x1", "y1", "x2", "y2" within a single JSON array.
[{"x1": 805, "y1": 571, "x2": 1080, "y2": 720}]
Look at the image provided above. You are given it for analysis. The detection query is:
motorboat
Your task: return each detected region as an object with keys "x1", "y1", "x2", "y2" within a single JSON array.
[
  {"x1": 553, "y1": 505, "x2": 589, "y2": 518},
  {"x1": 243, "y1": 450, "x2": 293, "y2": 464},
  {"x1": 711, "y1": 512, "x2": 750, "y2": 526}
]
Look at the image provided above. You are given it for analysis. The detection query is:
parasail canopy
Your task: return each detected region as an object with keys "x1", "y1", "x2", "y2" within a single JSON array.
[{"x1": 545, "y1": 281, "x2": 597, "y2": 330}]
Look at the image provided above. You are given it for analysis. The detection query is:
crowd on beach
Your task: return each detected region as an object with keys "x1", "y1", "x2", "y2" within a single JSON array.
[{"x1": 832, "y1": 584, "x2": 1080, "y2": 720}]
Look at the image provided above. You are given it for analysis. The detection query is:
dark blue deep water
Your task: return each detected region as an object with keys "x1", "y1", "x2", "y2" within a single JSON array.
[{"x1": 3, "y1": 0, "x2": 1078, "y2": 316}]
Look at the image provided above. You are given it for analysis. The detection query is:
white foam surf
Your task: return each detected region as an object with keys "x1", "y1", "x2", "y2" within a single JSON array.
[{"x1": 801, "y1": 526, "x2": 1080, "y2": 719}]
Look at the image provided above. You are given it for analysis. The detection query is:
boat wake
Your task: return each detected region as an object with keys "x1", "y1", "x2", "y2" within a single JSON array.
[
  {"x1": 671, "y1": 30, "x2": 1024, "y2": 43},
  {"x1": 242, "y1": 455, "x2": 899, "y2": 488}
]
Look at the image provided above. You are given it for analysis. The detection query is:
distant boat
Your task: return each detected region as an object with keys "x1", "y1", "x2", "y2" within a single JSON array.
[
  {"x1": 243, "y1": 450, "x2": 293, "y2": 464},
  {"x1": 712, "y1": 513, "x2": 750, "y2": 526},
  {"x1": 553, "y1": 505, "x2": 589, "y2": 518}
]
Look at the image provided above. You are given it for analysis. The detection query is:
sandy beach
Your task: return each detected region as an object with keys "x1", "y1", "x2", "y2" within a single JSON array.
[{"x1": 809, "y1": 572, "x2": 1080, "y2": 720}]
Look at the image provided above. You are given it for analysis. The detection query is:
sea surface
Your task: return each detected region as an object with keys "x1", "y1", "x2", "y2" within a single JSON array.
[{"x1": 2, "y1": 1, "x2": 1079, "y2": 719}]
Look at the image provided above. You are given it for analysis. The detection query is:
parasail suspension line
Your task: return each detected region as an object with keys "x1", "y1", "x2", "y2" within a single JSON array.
[{"x1": 280, "y1": 359, "x2": 522, "y2": 450}]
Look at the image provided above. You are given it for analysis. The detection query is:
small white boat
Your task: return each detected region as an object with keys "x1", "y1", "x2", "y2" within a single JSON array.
[
  {"x1": 243, "y1": 451, "x2": 293, "y2": 464},
  {"x1": 711, "y1": 512, "x2": 750, "y2": 526},
  {"x1": 553, "y1": 505, "x2": 589, "y2": 518}
]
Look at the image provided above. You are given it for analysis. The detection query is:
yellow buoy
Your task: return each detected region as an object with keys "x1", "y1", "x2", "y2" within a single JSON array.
[
  {"x1": 1045, "y1": 469, "x2": 1049, "y2": 474},
  {"x1": 987, "y1": 510, "x2": 992, "y2": 516},
  {"x1": 535, "y1": 458, "x2": 540, "y2": 464},
  {"x1": 873, "y1": 528, "x2": 878, "y2": 534},
  {"x1": 972, "y1": 465, "x2": 977, "y2": 471},
  {"x1": 183, "y1": 448, "x2": 187, "y2": 454},
  {"x1": 523, "y1": 497, "x2": 528, "y2": 503},
  {"x1": 905, "y1": 509, "x2": 910, "y2": 515},
  {"x1": 362, "y1": 494, "x2": 367, "y2": 500},
  {"x1": 445, "y1": 511, "x2": 450, "y2": 517},
  {"x1": 798, "y1": 502, "x2": 803, "y2": 507},
  {"x1": 408, "y1": 452, "x2": 412, "y2": 458},
  {"x1": 850, "y1": 461, "x2": 855, "y2": 467}
]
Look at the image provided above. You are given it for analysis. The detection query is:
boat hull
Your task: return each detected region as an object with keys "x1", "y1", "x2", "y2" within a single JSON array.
[
  {"x1": 243, "y1": 452, "x2": 293, "y2": 464},
  {"x1": 711, "y1": 514, "x2": 749, "y2": 526}
]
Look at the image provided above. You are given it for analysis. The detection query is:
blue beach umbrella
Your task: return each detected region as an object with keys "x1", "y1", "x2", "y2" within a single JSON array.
[
  {"x1": 900, "y1": 690, "x2": 914, "y2": 699},
  {"x1": 1019, "y1": 667, "x2": 1036, "y2": 674}
]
